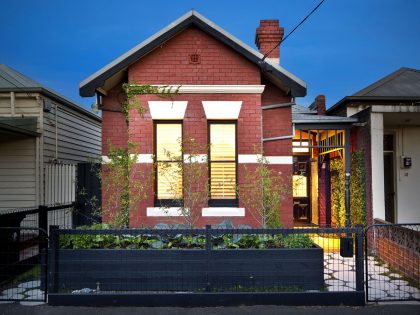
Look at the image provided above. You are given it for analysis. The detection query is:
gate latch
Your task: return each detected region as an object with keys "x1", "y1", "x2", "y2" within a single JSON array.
[{"x1": 340, "y1": 237, "x2": 354, "y2": 257}]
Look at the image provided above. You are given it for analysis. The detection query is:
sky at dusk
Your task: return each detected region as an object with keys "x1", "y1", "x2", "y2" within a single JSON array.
[{"x1": 1, "y1": 0, "x2": 419, "y2": 112}]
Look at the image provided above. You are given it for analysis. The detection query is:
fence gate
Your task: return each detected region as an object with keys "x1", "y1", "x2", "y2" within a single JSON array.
[
  {"x1": 0, "y1": 227, "x2": 48, "y2": 303},
  {"x1": 365, "y1": 222, "x2": 419, "y2": 302}
]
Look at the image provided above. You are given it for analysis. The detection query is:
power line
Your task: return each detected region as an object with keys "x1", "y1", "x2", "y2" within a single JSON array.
[{"x1": 261, "y1": 0, "x2": 326, "y2": 62}]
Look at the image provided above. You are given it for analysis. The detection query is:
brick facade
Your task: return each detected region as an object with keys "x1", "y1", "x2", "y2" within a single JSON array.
[{"x1": 100, "y1": 24, "x2": 295, "y2": 228}]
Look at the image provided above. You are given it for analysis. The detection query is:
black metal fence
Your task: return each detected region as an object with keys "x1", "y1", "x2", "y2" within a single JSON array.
[
  {"x1": 0, "y1": 227, "x2": 48, "y2": 302},
  {"x1": 46, "y1": 225, "x2": 365, "y2": 306},
  {"x1": 365, "y1": 222, "x2": 420, "y2": 302}
]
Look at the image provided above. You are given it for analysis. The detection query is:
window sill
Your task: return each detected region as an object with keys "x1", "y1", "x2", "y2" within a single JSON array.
[
  {"x1": 202, "y1": 207, "x2": 245, "y2": 217},
  {"x1": 146, "y1": 207, "x2": 188, "y2": 217}
]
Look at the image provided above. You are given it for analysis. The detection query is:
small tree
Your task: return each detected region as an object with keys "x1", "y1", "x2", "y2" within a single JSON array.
[
  {"x1": 158, "y1": 136, "x2": 209, "y2": 227},
  {"x1": 238, "y1": 154, "x2": 288, "y2": 228},
  {"x1": 350, "y1": 149, "x2": 366, "y2": 225}
]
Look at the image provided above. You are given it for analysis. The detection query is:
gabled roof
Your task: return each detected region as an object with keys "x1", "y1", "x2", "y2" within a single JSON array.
[
  {"x1": 328, "y1": 67, "x2": 420, "y2": 114},
  {"x1": 353, "y1": 67, "x2": 420, "y2": 97},
  {"x1": 0, "y1": 64, "x2": 100, "y2": 121},
  {"x1": 79, "y1": 10, "x2": 306, "y2": 97}
]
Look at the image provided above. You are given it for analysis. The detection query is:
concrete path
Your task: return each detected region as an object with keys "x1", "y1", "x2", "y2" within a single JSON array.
[{"x1": 324, "y1": 253, "x2": 420, "y2": 301}]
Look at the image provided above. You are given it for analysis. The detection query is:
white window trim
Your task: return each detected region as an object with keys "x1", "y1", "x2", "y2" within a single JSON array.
[
  {"x1": 202, "y1": 101, "x2": 242, "y2": 119},
  {"x1": 148, "y1": 101, "x2": 188, "y2": 119}
]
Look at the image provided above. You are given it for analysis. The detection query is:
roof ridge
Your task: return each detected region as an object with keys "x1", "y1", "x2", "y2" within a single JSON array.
[{"x1": 353, "y1": 67, "x2": 413, "y2": 96}]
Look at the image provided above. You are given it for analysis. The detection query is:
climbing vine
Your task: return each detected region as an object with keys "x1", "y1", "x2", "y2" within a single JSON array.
[
  {"x1": 330, "y1": 158, "x2": 346, "y2": 227},
  {"x1": 100, "y1": 83, "x2": 180, "y2": 227},
  {"x1": 330, "y1": 150, "x2": 366, "y2": 227},
  {"x1": 350, "y1": 149, "x2": 366, "y2": 226}
]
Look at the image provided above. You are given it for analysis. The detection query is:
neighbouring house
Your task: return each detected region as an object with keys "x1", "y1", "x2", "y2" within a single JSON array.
[
  {"x1": 328, "y1": 67, "x2": 420, "y2": 224},
  {"x1": 0, "y1": 64, "x2": 101, "y2": 222},
  {"x1": 80, "y1": 10, "x2": 308, "y2": 227}
]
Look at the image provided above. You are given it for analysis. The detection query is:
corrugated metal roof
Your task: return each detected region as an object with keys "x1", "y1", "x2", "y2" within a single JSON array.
[
  {"x1": 353, "y1": 67, "x2": 420, "y2": 97},
  {"x1": 0, "y1": 64, "x2": 101, "y2": 122},
  {"x1": 292, "y1": 113, "x2": 357, "y2": 124},
  {"x1": 79, "y1": 10, "x2": 307, "y2": 98},
  {"x1": 292, "y1": 104, "x2": 316, "y2": 114}
]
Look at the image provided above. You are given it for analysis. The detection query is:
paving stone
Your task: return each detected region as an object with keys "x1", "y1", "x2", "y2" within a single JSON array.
[
  {"x1": 24, "y1": 293, "x2": 44, "y2": 301},
  {"x1": 17, "y1": 281, "x2": 40, "y2": 289},
  {"x1": 1, "y1": 288, "x2": 25, "y2": 296},
  {"x1": 20, "y1": 301, "x2": 45, "y2": 306},
  {"x1": 387, "y1": 273, "x2": 402, "y2": 279},
  {"x1": 1, "y1": 293, "x2": 24, "y2": 300},
  {"x1": 24, "y1": 289, "x2": 44, "y2": 297}
]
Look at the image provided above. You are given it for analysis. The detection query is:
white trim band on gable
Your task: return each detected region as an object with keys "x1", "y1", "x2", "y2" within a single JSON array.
[
  {"x1": 147, "y1": 207, "x2": 188, "y2": 217},
  {"x1": 148, "y1": 101, "x2": 188, "y2": 119},
  {"x1": 202, "y1": 207, "x2": 245, "y2": 217},
  {"x1": 202, "y1": 101, "x2": 242, "y2": 119},
  {"x1": 151, "y1": 85, "x2": 265, "y2": 94}
]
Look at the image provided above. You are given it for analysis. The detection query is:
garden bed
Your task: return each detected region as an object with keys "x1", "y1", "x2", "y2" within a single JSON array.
[{"x1": 48, "y1": 228, "x2": 324, "y2": 293}]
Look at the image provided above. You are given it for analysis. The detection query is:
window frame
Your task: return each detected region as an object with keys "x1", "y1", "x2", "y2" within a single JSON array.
[
  {"x1": 207, "y1": 120, "x2": 239, "y2": 207},
  {"x1": 153, "y1": 120, "x2": 184, "y2": 207}
]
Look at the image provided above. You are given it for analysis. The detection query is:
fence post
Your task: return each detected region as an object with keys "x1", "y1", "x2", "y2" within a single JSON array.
[
  {"x1": 355, "y1": 224, "x2": 364, "y2": 291},
  {"x1": 205, "y1": 225, "x2": 211, "y2": 292},
  {"x1": 38, "y1": 205, "x2": 48, "y2": 237},
  {"x1": 48, "y1": 225, "x2": 59, "y2": 294}
]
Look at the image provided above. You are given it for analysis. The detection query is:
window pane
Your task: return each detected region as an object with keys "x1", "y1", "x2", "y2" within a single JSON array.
[
  {"x1": 156, "y1": 124, "x2": 182, "y2": 161},
  {"x1": 210, "y1": 124, "x2": 235, "y2": 161},
  {"x1": 293, "y1": 175, "x2": 307, "y2": 197},
  {"x1": 157, "y1": 162, "x2": 182, "y2": 199},
  {"x1": 210, "y1": 162, "x2": 236, "y2": 199}
]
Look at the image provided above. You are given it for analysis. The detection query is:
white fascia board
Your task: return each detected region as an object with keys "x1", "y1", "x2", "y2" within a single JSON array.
[
  {"x1": 202, "y1": 101, "x2": 242, "y2": 119},
  {"x1": 151, "y1": 85, "x2": 265, "y2": 94},
  {"x1": 148, "y1": 101, "x2": 188, "y2": 119},
  {"x1": 147, "y1": 207, "x2": 188, "y2": 217},
  {"x1": 202, "y1": 207, "x2": 245, "y2": 217}
]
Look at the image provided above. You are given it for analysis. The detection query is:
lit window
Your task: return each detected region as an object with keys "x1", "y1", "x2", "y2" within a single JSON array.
[
  {"x1": 293, "y1": 141, "x2": 309, "y2": 153},
  {"x1": 209, "y1": 123, "x2": 237, "y2": 206},
  {"x1": 155, "y1": 122, "x2": 182, "y2": 205},
  {"x1": 293, "y1": 175, "x2": 307, "y2": 197}
]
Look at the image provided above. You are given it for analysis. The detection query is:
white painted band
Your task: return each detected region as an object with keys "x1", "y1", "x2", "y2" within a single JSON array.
[
  {"x1": 148, "y1": 101, "x2": 188, "y2": 119},
  {"x1": 265, "y1": 156, "x2": 293, "y2": 164},
  {"x1": 150, "y1": 85, "x2": 265, "y2": 94},
  {"x1": 183, "y1": 154, "x2": 207, "y2": 163},
  {"x1": 202, "y1": 101, "x2": 242, "y2": 119},
  {"x1": 102, "y1": 156, "x2": 111, "y2": 164},
  {"x1": 146, "y1": 207, "x2": 188, "y2": 217},
  {"x1": 238, "y1": 154, "x2": 262, "y2": 163},
  {"x1": 238, "y1": 155, "x2": 293, "y2": 164},
  {"x1": 202, "y1": 207, "x2": 245, "y2": 217}
]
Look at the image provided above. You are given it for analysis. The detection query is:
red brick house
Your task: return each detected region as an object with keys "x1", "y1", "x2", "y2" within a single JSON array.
[{"x1": 80, "y1": 10, "x2": 308, "y2": 227}]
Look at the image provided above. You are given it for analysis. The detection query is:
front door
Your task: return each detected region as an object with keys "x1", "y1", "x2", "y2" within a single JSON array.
[{"x1": 383, "y1": 134, "x2": 395, "y2": 223}]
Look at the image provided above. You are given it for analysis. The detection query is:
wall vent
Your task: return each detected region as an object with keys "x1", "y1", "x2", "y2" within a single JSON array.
[{"x1": 189, "y1": 54, "x2": 201, "y2": 64}]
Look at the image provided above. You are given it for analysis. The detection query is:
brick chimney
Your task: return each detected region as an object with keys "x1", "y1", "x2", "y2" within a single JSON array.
[
  {"x1": 309, "y1": 95, "x2": 326, "y2": 115},
  {"x1": 255, "y1": 20, "x2": 284, "y2": 64}
]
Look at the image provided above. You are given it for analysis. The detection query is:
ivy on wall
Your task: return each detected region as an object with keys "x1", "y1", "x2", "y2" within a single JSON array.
[
  {"x1": 330, "y1": 149, "x2": 366, "y2": 227},
  {"x1": 330, "y1": 158, "x2": 346, "y2": 227},
  {"x1": 350, "y1": 149, "x2": 366, "y2": 226}
]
